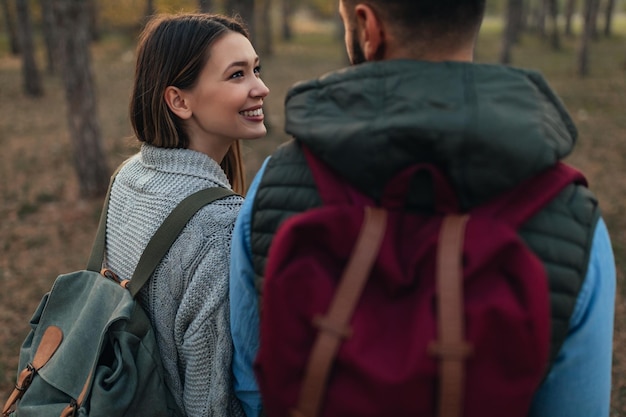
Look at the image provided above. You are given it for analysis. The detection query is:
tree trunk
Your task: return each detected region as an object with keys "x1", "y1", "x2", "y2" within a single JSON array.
[
  {"x1": 257, "y1": 0, "x2": 272, "y2": 55},
  {"x1": 87, "y1": 0, "x2": 100, "y2": 41},
  {"x1": 512, "y1": 0, "x2": 525, "y2": 43},
  {"x1": 16, "y1": 0, "x2": 43, "y2": 97},
  {"x1": 281, "y1": 0, "x2": 292, "y2": 41},
  {"x1": 199, "y1": 0, "x2": 212, "y2": 13},
  {"x1": 578, "y1": 0, "x2": 596, "y2": 77},
  {"x1": 40, "y1": 0, "x2": 58, "y2": 74},
  {"x1": 1, "y1": 0, "x2": 19, "y2": 54},
  {"x1": 143, "y1": 0, "x2": 155, "y2": 25},
  {"x1": 537, "y1": 0, "x2": 547, "y2": 38},
  {"x1": 500, "y1": 0, "x2": 523, "y2": 64},
  {"x1": 52, "y1": 0, "x2": 109, "y2": 198},
  {"x1": 564, "y1": 0, "x2": 576, "y2": 36},
  {"x1": 603, "y1": 0, "x2": 615, "y2": 37},
  {"x1": 547, "y1": 0, "x2": 560, "y2": 50},
  {"x1": 590, "y1": 0, "x2": 601, "y2": 39},
  {"x1": 225, "y1": 0, "x2": 255, "y2": 45}
]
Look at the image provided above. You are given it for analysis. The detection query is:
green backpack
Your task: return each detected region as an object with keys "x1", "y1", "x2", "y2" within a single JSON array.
[{"x1": 2, "y1": 174, "x2": 235, "y2": 417}]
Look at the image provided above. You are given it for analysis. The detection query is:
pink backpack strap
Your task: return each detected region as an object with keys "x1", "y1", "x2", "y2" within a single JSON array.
[{"x1": 474, "y1": 163, "x2": 587, "y2": 227}]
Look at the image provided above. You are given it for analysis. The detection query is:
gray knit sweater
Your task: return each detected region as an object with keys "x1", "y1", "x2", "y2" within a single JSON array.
[{"x1": 105, "y1": 144, "x2": 245, "y2": 417}]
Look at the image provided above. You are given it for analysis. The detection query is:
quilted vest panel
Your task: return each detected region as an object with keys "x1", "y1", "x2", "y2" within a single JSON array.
[{"x1": 250, "y1": 140, "x2": 600, "y2": 362}]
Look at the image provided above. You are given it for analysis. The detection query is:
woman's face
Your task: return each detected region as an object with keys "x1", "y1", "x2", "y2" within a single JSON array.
[{"x1": 182, "y1": 31, "x2": 269, "y2": 154}]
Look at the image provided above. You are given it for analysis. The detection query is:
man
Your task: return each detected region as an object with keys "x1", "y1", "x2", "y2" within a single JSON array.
[{"x1": 230, "y1": 1, "x2": 616, "y2": 416}]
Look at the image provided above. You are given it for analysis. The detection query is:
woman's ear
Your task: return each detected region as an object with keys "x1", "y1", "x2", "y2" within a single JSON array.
[
  {"x1": 164, "y1": 86, "x2": 192, "y2": 120},
  {"x1": 354, "y1": 4, "x2": 385, "y2": 61}
]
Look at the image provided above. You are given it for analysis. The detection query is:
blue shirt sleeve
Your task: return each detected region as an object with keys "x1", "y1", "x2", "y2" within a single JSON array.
[
  {"x1": 230, "y1": 158, "x2": 270, "y2": 417},
  {"x1": 529, "y1": 217, "x2": 616, "y2": 417}
]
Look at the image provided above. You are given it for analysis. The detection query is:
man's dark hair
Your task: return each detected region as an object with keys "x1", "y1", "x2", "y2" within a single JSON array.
[{"x1": 343, "y1": 0, "x2": 486, "y2": 42}]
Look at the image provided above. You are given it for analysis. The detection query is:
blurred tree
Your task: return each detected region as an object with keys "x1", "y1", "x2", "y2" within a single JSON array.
[
  {"x1": 604, "y1": 0, "x2": 615, "y2": 36},
  {"x1": 536, "y1": 0, "x2": 547, "y2": 38},
  {"x1": 500, "y1": 0, "x2": 524, "y2": 64},
  {"x1": 87, "y1": 0, "x2": 100, "y2": 41},
  {"x1": 335, "y1": 8, "x2": 349, "y2": 64},
  {"x1": 1, "y1": 0, "x2": 20, "y2": 55},
  {"x1": 16, "y1": 0, "x2": 43, "y2": 96},
  {"x1": 145, "y1": 0, "x2": 155, "y2": 23},
  {"x1": 199, "y1": 0, "x2": 212, "y2": 12},
  {"x1": 516, "y1": 0, "x2": 528, "y2": 40},
  {"x1": 547, "y1": 0, "x2": 560, "y2": 49},
  {"x1": 590, "y1": 0, "x2": 601, "y2": 39},
  {"x1": 40, "y1": 0, "x2": 59, "y2": 74},
  {"x1": 578, "y1": 0, "x2": 598, "y2": 77},
  {"x1": 335, "y1": 8, "x2": 344, "y2": 41},
  {"x1": 564, "y1": 0, "x2": 577, "y2": 36},
  {"x1": 225, "y1": 0, "x2": 255, "y2": 45},
  {"x1": 308, "y1": 0, "x2": 334, "y2": 18},
  {"x1": 52, "y1": 0, "x2": 110, "y2": 198},
  {"x1": 257, "y1": 0, "x2": 272, "y2": 55},
  {"x1": 281, "y1": 0, "x2": 292, "y2": 41}
]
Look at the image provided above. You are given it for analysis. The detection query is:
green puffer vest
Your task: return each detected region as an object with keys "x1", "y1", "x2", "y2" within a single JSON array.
[
  {"x1": 251, "y1": 60, "x2": 601, "y2": 362},
  {"x1": 250, "y1": 141, "x2": 599, "y2": 362}
]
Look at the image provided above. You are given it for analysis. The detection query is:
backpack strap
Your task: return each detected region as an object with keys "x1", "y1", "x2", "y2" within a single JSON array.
[
  {"x1": 127, "y1": 187, "x2": 236, "y2": 297},
  {"x1": 2, "y1": 326, "x2": 63, "y2": 416},
  {"x1": 86, "y1": 165, "x2": 236, "y2": 298},
  {"x1": 59, "y1": 369, "x2": 92, "y2": 417},
  {"x1": 429, "y1": 215, "x2": 474, "y2": 417},
  {"x1": 293, "y1": 207, "x2": 388, "y2": 417}
]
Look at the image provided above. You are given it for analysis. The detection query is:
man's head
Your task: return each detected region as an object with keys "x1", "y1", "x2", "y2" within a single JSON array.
[{"x1": 339, "y1": 0, "x2": 486, "y2": 64}]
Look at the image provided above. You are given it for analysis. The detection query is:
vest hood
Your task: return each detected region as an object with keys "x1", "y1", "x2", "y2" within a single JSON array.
[{"x1": 284, "y1": 60, "x2": 577, "y2": 207}]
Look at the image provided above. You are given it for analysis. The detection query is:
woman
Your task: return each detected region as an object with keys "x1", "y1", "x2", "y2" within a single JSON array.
[{"x1": 104, "y1": 13, "x2": 269, "y2": 416}]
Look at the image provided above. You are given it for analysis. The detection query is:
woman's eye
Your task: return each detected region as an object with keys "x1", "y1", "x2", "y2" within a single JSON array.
[
  {"x1": 254, "y1": 66, "x2": 262, "y2": 75},
  {"x1": 230, "y1": 70, "x2": 244, "y2": 79}
]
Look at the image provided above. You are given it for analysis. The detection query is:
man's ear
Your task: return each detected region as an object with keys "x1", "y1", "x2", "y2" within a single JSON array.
[
  {"x1": 164, "y1": 86, "x2": 192, "y2": 120},
  {"x1": 354, "y1": 4, "x2": 385, "y2": 61}
]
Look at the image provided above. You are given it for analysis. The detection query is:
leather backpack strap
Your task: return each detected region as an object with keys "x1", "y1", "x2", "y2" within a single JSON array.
[
  {"x1": 59, "y1": 369, "x2": 92, "y2": 417},
  {"x1": 292, "y1": 207, "x2": 387, "y2": 417},
  {"x1": 127, "y1": 187, "x2": 236, "y2": 297},
  {"x1": 2, "y1": 326, "x2": 63, "y2": 416},
  {"x1": 428, "y1": 215, "x2": 473, "y2": 417}
]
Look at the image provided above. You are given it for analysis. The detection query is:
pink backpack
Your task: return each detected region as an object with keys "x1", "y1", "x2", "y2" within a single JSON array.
[{"x1": 255, "y1": 146, "x2": 586, "y2": 417}]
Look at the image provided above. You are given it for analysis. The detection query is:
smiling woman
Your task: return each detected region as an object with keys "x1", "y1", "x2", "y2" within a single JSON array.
[
  {"x1": 103, "y1": 12, "x2": 269, "y2": 417},
  {"x1": 168, "y1": 31, "x2": 269, "y2": 160},
  {"x1": 130, "y1": 13, "x2": 270, "y2": 194}
]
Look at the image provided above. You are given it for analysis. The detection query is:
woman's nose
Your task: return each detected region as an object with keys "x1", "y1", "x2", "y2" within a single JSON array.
[{"x1": 252, "y1": 78, "x2": 270, "y2": 98}]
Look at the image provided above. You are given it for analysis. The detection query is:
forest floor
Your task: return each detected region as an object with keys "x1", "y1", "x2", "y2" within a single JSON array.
[{"x1": 0, "y1": 16, "x2": 625, "y2": 415}]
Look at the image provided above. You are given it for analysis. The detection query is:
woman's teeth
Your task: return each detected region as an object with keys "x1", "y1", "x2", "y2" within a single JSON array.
[{"x1": 241, "y1": 108, "x2": 263, "y2": 117}]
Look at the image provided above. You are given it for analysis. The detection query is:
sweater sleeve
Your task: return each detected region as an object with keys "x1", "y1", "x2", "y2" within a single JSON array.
[{"x1": 173, "y1": 210, "x2": 245, "y2": 417}]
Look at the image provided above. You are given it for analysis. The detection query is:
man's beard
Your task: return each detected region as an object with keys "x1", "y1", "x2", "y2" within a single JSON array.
[
  {"x1": 350, "y1": 29, "x2": 367, "y2": 65},
  {"x1": 349, "y1": 28, "x2": 385, "y2": 65}
]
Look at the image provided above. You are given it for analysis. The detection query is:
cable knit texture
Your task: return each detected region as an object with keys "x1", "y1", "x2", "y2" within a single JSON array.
[{"x1": 105, "y1": 144, "x2": 245, "y2": 417}]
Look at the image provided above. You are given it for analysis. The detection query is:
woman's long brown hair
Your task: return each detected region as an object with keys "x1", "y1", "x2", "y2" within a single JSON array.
[{"x1": 130, "y1": 13, "x2": 248, "y2": 194}]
